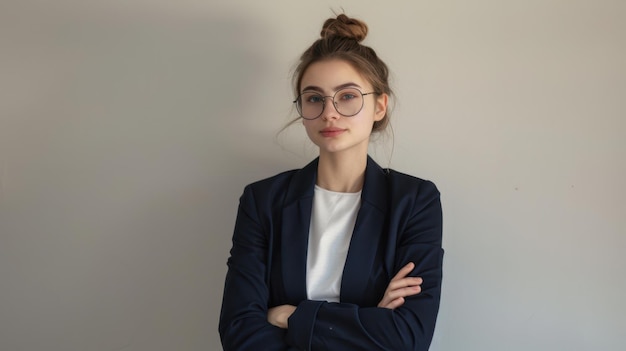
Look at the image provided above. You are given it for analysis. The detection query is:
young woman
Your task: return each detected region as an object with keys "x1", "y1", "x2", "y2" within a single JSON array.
[{"x1": 219, "y1": 14, "x2": 443, "y2": 351}]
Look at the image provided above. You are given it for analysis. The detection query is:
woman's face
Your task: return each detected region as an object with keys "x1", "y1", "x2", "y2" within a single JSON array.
[{"x1": 299, "y1": 59, "x2": 387, "y2": 157}]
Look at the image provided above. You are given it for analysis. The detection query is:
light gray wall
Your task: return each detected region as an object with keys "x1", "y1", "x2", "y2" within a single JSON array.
[{"x1": 1, "y1": 1, "x2": 624, "y2": 350}]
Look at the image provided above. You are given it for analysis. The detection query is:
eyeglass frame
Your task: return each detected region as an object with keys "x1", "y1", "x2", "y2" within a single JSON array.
[{"x1": 292, "y1": 87, "x2": 378, "y2": 120}]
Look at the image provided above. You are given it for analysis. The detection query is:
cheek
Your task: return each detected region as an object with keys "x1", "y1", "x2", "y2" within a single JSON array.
[{"x1": 355, "y1": 108, "x2": 378, "y2": 125}]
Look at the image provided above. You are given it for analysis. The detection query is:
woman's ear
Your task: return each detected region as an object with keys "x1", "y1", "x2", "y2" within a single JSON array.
[{"x1": 374, "y1": 93, "x2": 388, "y2": 122}]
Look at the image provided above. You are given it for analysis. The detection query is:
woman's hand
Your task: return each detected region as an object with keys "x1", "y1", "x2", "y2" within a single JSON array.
[
  {"x1": 378, "y1": 262, "x2": 423, "y2": 309},
  {"x1": 267, "y1": 304, "x2": 296, "y2": 329}
]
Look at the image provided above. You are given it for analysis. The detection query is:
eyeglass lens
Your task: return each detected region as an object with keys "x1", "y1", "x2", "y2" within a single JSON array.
[{"x1": 296, "y1": 88, "x2": 365, "y2": 120}]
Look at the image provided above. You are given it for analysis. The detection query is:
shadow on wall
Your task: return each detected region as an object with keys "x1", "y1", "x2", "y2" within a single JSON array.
[{"x1": 1, "y1": 5, "x2": 276, "y2": 351}]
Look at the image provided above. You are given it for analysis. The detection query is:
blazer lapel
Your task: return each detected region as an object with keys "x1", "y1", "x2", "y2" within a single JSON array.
[
  {"x1": 280, "y1": 158, "x2": 317, "y2": 302},
  {"x1": 340, "y1": 156, "x2": 389, "y2": 304}
]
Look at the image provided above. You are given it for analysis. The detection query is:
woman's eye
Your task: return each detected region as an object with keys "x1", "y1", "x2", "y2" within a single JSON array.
[
  {"x1": 339, "y1": 93, "x2": 357, "y2": 100},
  {"x1": 306, "y1": 95, "x2": 324, "y2": 103}
]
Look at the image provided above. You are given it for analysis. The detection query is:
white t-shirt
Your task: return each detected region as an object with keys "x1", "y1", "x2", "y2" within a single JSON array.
[{"x1": 306, "y1": 185, "x2": 361, "y2": 302}]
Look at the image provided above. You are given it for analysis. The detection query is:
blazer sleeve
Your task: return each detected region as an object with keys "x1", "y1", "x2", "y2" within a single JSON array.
[
  {"x1": 219, "y1": 185, "x2": 296, "y2": 351},
  {"x1": 285, "y1": 180, "x2": 444, "y2": 351}
]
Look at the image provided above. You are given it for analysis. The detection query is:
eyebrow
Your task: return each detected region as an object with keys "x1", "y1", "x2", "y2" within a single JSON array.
[{"x1": 301, "y1": 82, "x2": 362, "y2": 94}]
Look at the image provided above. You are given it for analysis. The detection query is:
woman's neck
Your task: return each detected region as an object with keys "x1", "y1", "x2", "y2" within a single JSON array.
[{"x1": 316, "y1": 151, "x2": 367, "y2": 193}]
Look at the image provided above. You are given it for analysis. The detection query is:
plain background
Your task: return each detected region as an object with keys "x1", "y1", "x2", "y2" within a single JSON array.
[{"x1": 1, "y1": 0, "x2": 624, "y2": 350}]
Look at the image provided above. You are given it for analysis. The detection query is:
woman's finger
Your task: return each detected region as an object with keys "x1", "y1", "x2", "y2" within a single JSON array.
[
  {"x1": 384, "y1": 297, "x2": 405, "y2": 309},
  {"x1": 391, "y1": 262, "x2": 415, "y2": 281},
  {"x1": 383, "y1": 285, "x2": 422, "y2": 302},
  {"x1": 386, "y1": 277, "x2": 422, "y2": 291},
  {"x1": 378, "y1": 285, "x2": 422, "y2": 307}
]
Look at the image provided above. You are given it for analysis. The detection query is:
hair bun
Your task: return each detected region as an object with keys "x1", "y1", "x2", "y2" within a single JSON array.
[{"x1": 320, "y1": 14, "x2": 368, "y2": 42}]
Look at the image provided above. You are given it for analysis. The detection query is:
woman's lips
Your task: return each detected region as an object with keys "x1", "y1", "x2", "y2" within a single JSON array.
[{"x1": 320, "y1": 128, "x2": 346, "y2": 137}]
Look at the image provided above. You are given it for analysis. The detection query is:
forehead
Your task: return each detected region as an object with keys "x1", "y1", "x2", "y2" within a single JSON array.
[{"x1": 300, "y1": 59, "x2": 369, "y2": 92}]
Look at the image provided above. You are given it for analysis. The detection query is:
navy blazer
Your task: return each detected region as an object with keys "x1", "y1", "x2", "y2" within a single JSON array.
[{"x1": 219, "y1": 156, "x2": 443, "y2": 351}]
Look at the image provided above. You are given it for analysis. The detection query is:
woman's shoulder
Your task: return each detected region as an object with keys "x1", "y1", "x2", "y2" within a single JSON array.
[
  {"x1": 371, "y1": 160, "x2": 440, "y2": 196},
  {"x1": 386, "y1": 168, "x2": 438, "y2": 190},
  {"x1": 362, "y1": 158, "x2": 441, "y2": 215},
  {"x1": 242, "y1": 161, "x2": 313, "y2": 200},
  {"x1": 379, "y1": 168, "x2": 442, "y2": 227}
]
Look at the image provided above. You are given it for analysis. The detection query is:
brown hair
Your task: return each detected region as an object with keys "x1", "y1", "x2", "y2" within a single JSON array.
[{"x1": 293, "y1": 14, "x2": 393, "y2": 133}]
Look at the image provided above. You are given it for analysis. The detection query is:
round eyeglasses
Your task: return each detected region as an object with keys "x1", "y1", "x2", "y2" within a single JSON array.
[{"x1": 293, "y1": 87, "x2": 377, "y2": 120}]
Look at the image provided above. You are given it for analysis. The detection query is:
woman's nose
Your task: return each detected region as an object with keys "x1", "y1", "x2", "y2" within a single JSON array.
[{"x1": 320, "y1": 98, "x2": 340, "y2": 121}]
